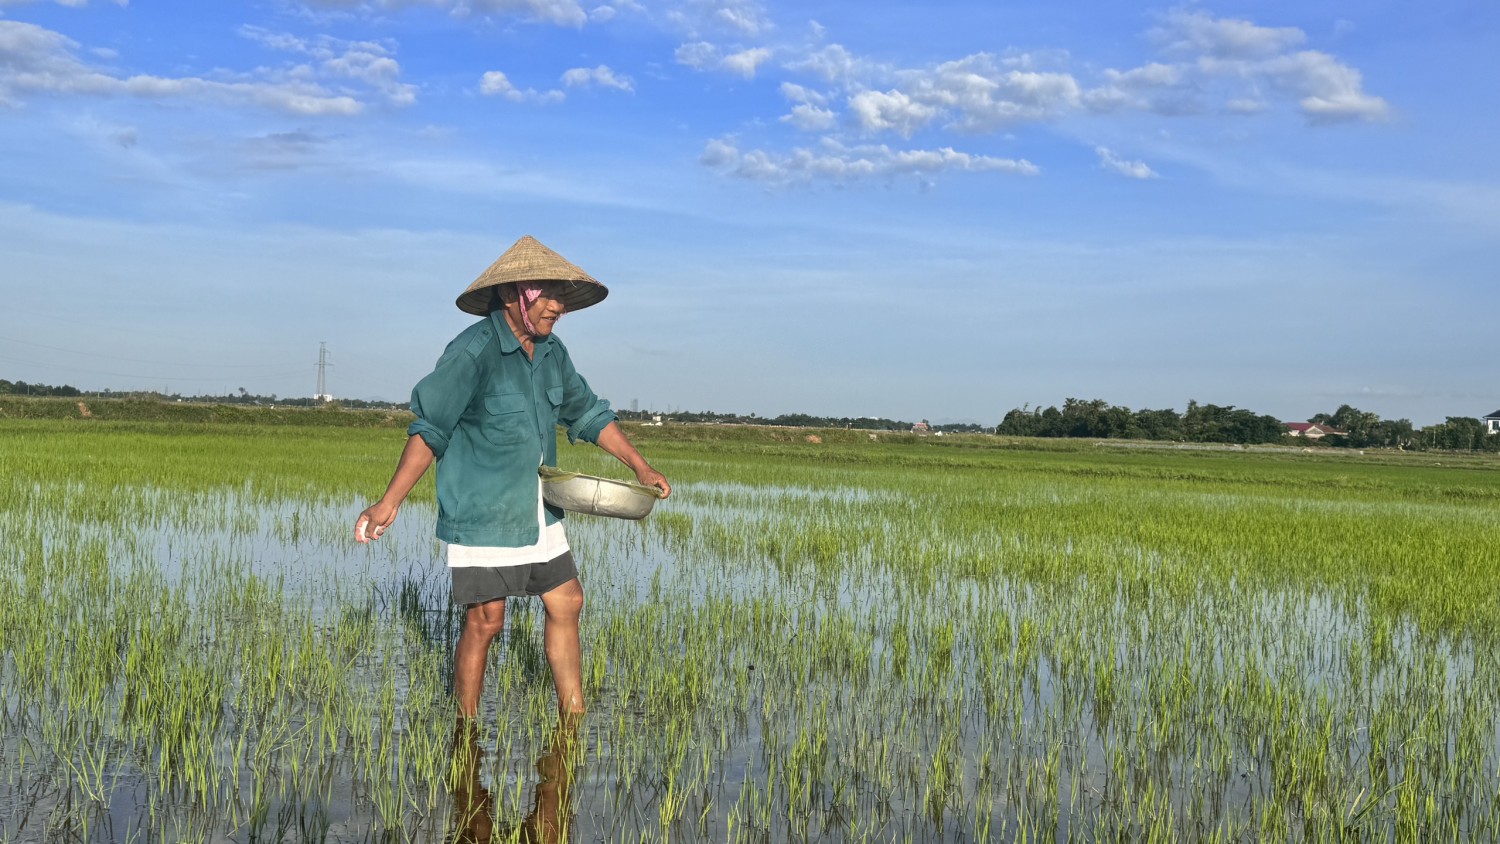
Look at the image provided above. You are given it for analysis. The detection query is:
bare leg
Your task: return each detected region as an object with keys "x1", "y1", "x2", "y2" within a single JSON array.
[
  {"x1": 539, "y1": 578, "x2": 585, "y2": 717},
  {"x1": 454, "y1": 599, "x2": 506, "y2": 719}
]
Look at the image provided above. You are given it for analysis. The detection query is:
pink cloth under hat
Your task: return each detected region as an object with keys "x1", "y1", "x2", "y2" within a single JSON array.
[{"x1": 515, "y1": 281, "x2": 545, "y2": 334}]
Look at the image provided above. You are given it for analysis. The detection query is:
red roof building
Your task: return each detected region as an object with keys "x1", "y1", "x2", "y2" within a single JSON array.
[{"x1": 1284, "y1": 422, "x2": 1348, "y2": 439}]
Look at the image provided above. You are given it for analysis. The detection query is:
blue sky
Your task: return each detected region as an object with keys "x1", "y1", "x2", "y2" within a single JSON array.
[{"x1": 1, "y1": 0, "x2": 1496, "y2": 425}]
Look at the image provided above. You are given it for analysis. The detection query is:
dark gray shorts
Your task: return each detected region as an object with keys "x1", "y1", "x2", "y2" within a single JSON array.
[{"x1": 450, "y1": 551, "x2": 578, "y2": 606}]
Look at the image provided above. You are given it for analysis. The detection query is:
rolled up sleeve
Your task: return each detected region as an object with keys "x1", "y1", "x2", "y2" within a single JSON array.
[
  {"x1": 407, "y1": 348, "x2": 480, "y2": 459},
  {"x1": 558, "y1": 366, "x2": 616, "y2": 445}
]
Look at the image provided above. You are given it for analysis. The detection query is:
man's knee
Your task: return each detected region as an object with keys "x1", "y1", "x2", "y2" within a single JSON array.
[
  {"x1": 543, "y1": 580, "x2": 584, "y2": 621},
  {"x1": 464, "y1": 600, "x2": 506, "y2": 639}
]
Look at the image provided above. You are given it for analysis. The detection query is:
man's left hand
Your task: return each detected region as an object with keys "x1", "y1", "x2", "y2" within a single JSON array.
[{"x1": 635, "y1": 467, "x2": 670, "y2": 498}]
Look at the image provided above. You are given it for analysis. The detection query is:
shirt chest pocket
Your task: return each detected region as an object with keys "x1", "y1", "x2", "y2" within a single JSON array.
[
  {"x1": 481, "y1": 392, "x2": 533, "y2": 445},
  {"x1": 543, "y1": 386, "x2": 564, "y2": 429}
]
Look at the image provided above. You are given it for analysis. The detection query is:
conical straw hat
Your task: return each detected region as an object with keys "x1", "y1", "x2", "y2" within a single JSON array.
[{"x1": 456, "y1": 235, "x2": 609, "y2": 316}]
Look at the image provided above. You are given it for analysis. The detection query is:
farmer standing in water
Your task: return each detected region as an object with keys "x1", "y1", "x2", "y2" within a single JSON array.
[{"x1": 355, "y1": 235, "x2": 669, "y2": 719}]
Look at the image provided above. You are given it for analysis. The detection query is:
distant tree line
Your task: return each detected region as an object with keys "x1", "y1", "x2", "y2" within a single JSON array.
[
  {"x1": 0, "y1": 381, "x2": 408, "y2": 410},
  {"x1": 997, "y1": 398, "x2": 1500, "y2": 451},
  {"x1": 1413, "y1": 417, "x2": 1500, "y2": 451},
  {"x1": 616, "y1": 408, "x2": 920, "y2": 430},
  {"x1": 0, "y1": 379, "x2": 83, "y2": 397},
  {"x1": 998, "y1": 399, "x2": 1286, "y2": 444}
]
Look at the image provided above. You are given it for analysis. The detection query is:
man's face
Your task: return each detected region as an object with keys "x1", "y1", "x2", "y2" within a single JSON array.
[{"x1": 523, "y1": 282, "x2": 568, "y2": 336}]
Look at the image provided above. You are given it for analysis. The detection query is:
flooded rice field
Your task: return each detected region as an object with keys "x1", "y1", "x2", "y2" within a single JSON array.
[{"x1": 2, "y1": 421, "x2": 1499, "y2": 842}]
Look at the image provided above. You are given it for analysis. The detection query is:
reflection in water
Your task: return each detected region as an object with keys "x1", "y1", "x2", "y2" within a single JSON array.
[{"x1": 448, "y1": 720, "x2": 580, "y2": 844}]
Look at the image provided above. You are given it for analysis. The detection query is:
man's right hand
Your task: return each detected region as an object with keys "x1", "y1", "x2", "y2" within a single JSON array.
[{"x1": 355, "y1": 501, "x2": 399, "y2": 543}]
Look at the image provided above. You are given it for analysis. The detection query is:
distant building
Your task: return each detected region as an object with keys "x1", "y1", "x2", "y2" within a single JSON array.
[
  {"x1": 1284, "y1": 422, "x2": 1347, "y2": 439},
  {"x1": 911, "y1": 420, "x2": 930, "y2": 434},
  {"x1": 315, "y1": 393, "x2": 334, "y2": 403},
  {"x1": 1484, "y1": 410, "x2": 1500, "y2": 435}
]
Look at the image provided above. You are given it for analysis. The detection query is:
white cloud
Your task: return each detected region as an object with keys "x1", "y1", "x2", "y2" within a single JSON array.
[
  {"x1": 588, "y1": 5, "x2": 614, "y2": 21},
  {"x1": 781, "y1": 102, "x2": 836, "y2": 131},
  {"x1": 479, "y1": 69, "x2": 518, "y2": 97},
  {"x1": 721, "y1": 47, "x2": 771, "y2": 79},
  {"x1": 698, "y1": 136, "x2": 738, "y2": 166},
  {"x1": 779, "y1": 81, "x2": 825, "y2": 106},
  {"x1": 1195, "y1": 51, "x2": 1389, "y2": 123},
  {"x1": 713, "y1": 5, "x2": 766, "y2": 37},
  {"x1": 776, "y1": 16, "x2": 1382, "y2": 136},
  {"x1": 836, "y1": 53, "x2": 1081, "y2": 138},
  {"x1": 1153, "y1": 10, "x2": 1305, "y2": 59},
  {"x1": 239, "y1": 27, "x2": 419, "y2": 107},
  {"x1": 0, "y1": 0, "x2": 126, "y2": 5},
  {"x1": 674, "y1": 41, "x2": 718, "y2": 71},
  {"x1": 561, "y1": 64, "x2": 633, "y2": 92},
  {"x1": 848, "y1": 89, "x2": 940, "y2": 137},
  {"x1": 663, "y1": 0, "x2": 771, "y2": 38},
  {"x1": 237, "y1": 27, "x2": 306, "y2": 53},
  {"x1": 1258, "y1": 51, "x2": 1390, "y2": 123},
  {"x1": 0, "y1": 21, "x2": 363, "y2": 114},
  {"x1": 675, "y1": 41, "x2": 769, "y2": 78},
  {"x1": 1096, "y1": 146, "x2": 1158, "y2": 179},
  {"x1": 700, "y1": 136, "x2": 1038, "y2": 186},
  {"x1": 1111, "y1": 62, "x2": 1183, "y2": 88},
  {"x1": 478, "y1": 69, "x2": 564, "y2": 103},
  {"x1": 1084, "y1": 62, "x2": 1191, "y2": 113},
  {"x1": 898, "y1": 54, "x2": 1081, "y2": 130},
  {"x1": 783, "y1": 43, "x2": 862, "y2": 83},
  {"x1": 301, "y1": 0, "x2": 589, "y2": 28},
  {"x1": 778, "y1": 81, "x2": 835, "y2": 130},
  {"x1": 1088, "y1": 14, "x2": 1387, "y2": 124}
]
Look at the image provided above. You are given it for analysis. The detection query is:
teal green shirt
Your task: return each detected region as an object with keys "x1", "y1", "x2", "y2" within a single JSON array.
[{"x1": 408, "y1": 312, "x2": 616, "y2": 547}]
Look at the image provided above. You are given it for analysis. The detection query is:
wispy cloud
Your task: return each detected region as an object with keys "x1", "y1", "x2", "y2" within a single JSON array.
[
  {"x1": 239, "y1": 25, "x2": 418, "y2": 107},
  {"x1": 479, "y1": 64, "x2": 631, "y2": 102},
  {"x1": 782, "y1": 42, "x2": 868, "y2": 84},
  {"x1": 0, "y1": 0, "x2": 127, "y2": 6},
  {"x1": 701, "y1": 135, "x2": 1038, "y2": 186},
  {"x1": 300, "y1": 0, "x2": 590, "y2": 28},
  {"x1": 674, "y1": 41, "x2": 771, "y2": 78},
  {"x1": 1096, "y1": 146, "x2": 1158, "y2": 180},
  {"x1": 561, "y1": 64, "x2": 633, "y2": 92},
  {"x1": 1150, "y1": 10, "x2": 1305, "y2": 59},
  {"x1": 0, "y1": 21, "x2": 365, "y2": 114},
  {"x1": 778, "y1": 81, "x2": 835, "y2": 130},
  {"x1": 478, "y1": 69, "x2": 564, "y2": 103},
  {"x1": 721, "y1": 47, "x2": 771, "y2": 79},
  {"x1": 663, "y1": 0, "x2": 772, "y2": 38},
  {"x1": 1107, "y1": 11, "x2": 1389, "y2": 123}
]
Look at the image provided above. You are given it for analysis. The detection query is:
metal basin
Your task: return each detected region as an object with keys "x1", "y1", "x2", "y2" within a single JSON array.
[{"x1": 539, "y1": 466, "x2": 663, "y2": 520}]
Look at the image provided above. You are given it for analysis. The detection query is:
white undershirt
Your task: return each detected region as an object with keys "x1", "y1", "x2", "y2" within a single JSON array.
[{"x1": 444, "y1": 474, "x2": 570, "y2": 567}]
